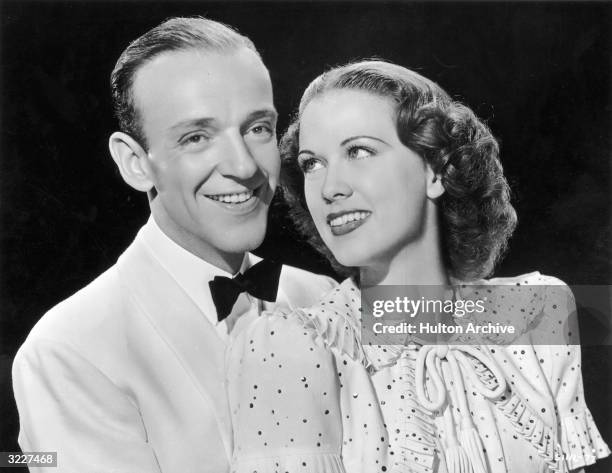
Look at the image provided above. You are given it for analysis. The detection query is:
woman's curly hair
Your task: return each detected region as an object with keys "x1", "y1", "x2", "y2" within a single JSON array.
[{"x1": 280, "y1": 60, "x2": 517, "y2": 281}]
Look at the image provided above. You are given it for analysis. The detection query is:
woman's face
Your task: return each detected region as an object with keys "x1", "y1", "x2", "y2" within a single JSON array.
[{"x1": 298, "y1": 89, "x2": 442, "y2": 269}]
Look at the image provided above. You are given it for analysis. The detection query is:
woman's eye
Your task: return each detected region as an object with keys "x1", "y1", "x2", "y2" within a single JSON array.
[
  {"x1": 297, "y1": 157, "x2": 323, "y2": 174},
  {"x1": 347, "y1": 146, "x2": 374, "y2": 160}
]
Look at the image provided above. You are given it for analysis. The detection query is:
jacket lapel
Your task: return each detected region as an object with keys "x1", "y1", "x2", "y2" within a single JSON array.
[
  {"x1": 116, "y1": 238, "x2": 232, "y2": 458},
  {"x1": 246, "y1": 254, "x2": 292, "y2": 314},
  {"x1": 263, "y1": 267, "x2": 292, "y2": 313}
]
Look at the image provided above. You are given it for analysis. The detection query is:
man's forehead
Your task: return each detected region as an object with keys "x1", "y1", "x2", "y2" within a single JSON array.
[
  {"x1": 133, "y1": 46, "x2": 269, "y2": 91},
  {"x1": 132, "y1": 46, "x2": 274, "y2": 134}
]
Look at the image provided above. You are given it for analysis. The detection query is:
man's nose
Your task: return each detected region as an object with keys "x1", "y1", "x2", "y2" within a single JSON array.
[
  {"x1": 217, "y1": 131, "x2": 259, "y2": 180},
  {"x1": 321, "y1": 160, "x2": 352, "y2": 203}
]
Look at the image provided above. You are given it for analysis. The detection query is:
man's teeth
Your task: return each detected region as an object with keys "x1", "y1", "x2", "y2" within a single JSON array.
[
  {"x1": 207, "y1": 191, "x2": 254, "y2": 203},
  {"x1": 329, "y1": 212, "x2": 370, "y2": 227}
]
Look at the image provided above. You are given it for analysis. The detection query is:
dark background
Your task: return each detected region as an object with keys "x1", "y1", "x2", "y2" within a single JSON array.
[{"x1": 1, "y1": 1, "x2": 610, "y2": 471}]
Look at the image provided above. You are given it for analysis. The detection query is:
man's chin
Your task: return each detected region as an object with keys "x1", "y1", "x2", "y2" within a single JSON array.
[{"x1": 216, "y1": 226, "x2": 267, "y2": 254}]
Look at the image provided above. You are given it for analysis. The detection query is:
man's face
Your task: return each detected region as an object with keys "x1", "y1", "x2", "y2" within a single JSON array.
[{"x1": 133, "y1": 47, "x2": 280, "y2": 266}]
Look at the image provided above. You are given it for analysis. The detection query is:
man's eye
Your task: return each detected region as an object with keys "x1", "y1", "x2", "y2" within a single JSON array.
[
  {"x1": 297, "y1": 157, "x2": 324, "y2": 174},
  {"x1": 181, "y1": 133, "x2": 210, "y2": 147},
  {"x1": 247, "y1": 124, "x2": 274, "y2": 138}
]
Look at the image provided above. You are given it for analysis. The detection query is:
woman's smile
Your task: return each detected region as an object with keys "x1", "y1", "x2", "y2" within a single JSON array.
[
  {"x1": 327, "y1": 210, "x2": 371, "y2": 236},
  {"x1": 299, "y1": 89, "x2": 436, "y2": 268}
]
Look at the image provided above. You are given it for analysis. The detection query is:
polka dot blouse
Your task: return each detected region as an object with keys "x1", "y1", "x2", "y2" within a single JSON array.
[{"x1": 226, "y1": 272, "x2": 609, "y2": 473}]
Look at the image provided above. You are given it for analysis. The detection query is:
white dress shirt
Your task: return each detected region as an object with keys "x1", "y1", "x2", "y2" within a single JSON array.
[{"x1": 139, "y1": 215, "x2": 259, "y2": 341}]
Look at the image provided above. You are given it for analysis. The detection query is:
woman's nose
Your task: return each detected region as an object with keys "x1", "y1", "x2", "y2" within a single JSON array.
[{"x1": 321, "y1": 162, "x2": 352, "y2": 203}]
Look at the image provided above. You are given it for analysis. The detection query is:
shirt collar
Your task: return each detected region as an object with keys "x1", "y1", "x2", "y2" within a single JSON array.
[{"x1": 138, "y1": 215, "x2": 251, "y2": 326}]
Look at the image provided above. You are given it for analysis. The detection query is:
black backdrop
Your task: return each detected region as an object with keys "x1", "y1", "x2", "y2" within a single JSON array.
[{"x1": 1, "y1": 2, "x2": 610, "y2": 471}]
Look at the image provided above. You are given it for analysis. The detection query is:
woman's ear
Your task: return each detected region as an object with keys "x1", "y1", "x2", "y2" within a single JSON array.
[
  {"x1": 426, "y1": 165, "x2": 445, "y2": 199},
  {"x1": 108, "y1": 132, "x2": 154, "y2": 192}
]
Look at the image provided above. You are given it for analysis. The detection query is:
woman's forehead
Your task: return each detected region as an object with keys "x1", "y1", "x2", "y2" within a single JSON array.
[{"x1": 299, "y1": 90, "x2": 397, "y2": 145}]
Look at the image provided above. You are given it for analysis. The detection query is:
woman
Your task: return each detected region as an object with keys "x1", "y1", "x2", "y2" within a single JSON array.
[{"x1": 226, "y1": 61, "x2": 609, "y2": 473}]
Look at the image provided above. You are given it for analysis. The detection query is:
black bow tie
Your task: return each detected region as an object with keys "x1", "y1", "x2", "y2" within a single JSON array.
[{"x1": 209, "y1": 259, "x2": 283, "y2": 322}]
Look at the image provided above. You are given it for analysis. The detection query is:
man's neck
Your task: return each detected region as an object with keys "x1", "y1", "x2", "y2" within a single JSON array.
[{"x1": 150, "y1": 215, "x2": 246, "y2": 275}]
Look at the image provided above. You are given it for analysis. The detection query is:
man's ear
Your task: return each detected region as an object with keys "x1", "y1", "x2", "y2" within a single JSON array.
[
  {"x1": 108, "y1": 131, "x2": 154, "y2": 192},
  {"x1": 426, "y1": 165, "x2": 445, "y2": 200}
]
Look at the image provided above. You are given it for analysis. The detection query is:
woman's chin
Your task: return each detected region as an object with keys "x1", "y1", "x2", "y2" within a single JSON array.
[{"x1": 332, "y1": 249, "x2": 368, "y2": 269}]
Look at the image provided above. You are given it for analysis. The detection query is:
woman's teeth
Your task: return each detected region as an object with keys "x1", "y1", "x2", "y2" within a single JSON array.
[
  {"x1": 329, "y1": 211, "x2": 370, "y2": 227},
  {"x1": 207, "y1": 191, "x2": 254, "y2": 203}
]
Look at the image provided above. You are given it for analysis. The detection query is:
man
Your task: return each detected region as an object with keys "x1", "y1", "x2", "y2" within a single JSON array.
[{"x1": 12, "y1": 17, "x2": 335, "y2": 473}]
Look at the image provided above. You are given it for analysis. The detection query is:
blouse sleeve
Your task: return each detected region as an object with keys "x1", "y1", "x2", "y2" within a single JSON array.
[
  {"x1": 226, "y1": 309, "x2": 388, "y2": 473},
  {"x1": 538, "y1": 281, "x2": 610, "y2": 471}
]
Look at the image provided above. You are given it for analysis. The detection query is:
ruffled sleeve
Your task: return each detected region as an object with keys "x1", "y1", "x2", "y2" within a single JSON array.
[
  {"x1": 292, "y1": 285, "x2": 370, "y2": 368},
  {"x1": 538, "y1": 281, "x2": 611, "y2": 470},
  {"x1": 453, "y1": 272, "x2": 609, "y2": 472},
  {"x1": 226, "y1": 303, "x2": 388, "y2": 473},
  {"x1": 291, "y1": 279, "x2": 402, "y2": 371}
]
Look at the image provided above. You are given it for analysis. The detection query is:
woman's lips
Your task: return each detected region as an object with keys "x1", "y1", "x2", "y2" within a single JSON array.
[{"x1": 327, "y1": 210, "x2": 371, "y2": 236}]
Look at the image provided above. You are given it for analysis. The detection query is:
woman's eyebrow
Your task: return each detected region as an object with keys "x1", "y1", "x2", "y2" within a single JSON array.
[
  {"x1": 341, "y1": 135, "x2": 389, "y2": 146},
  {"x1": 298, "y1": 135, "x2": 390, "y2": 156}
]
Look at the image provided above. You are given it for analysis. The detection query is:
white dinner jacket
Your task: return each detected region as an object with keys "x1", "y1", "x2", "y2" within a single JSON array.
[{"x1": 12, "y1": 229, "x2": 336, "y2": 473}]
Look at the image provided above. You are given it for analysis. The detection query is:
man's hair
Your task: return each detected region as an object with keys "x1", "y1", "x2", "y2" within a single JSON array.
[
  {"x1": 110, "y1": 16, "x2": 259, "y2": 148},
  {"x1": 281, "y1": 60, "x2": 517, "y2": 281}
]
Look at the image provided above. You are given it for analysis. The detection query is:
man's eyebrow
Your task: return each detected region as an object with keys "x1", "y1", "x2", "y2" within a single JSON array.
[
  {"x1": 340, "y1": 135, "x2": 389, "y2": 146},
  {"x1": 168, "y1": 110, "x2": 277, "y2": 134},
  {"x1": 243, "y1": 108, "x2": 278, "y2": 124},
  {"x1": 168, "y1": 117, "x2": 216, "y2": 133}
]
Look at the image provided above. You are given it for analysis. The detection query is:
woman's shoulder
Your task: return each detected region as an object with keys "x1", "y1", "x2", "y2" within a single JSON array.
[
  {"x1": 297, "y1": 277, "x2": 361, "y2": 330},
  {"x1": 454, "y1": 271, "x2": 576, "y2": 342},
  {"x1": 483, "y1": 270, "x2": 566, "y2": 287},
  {"x1": 466, "y1": 271, "x2": 574, "y2": 307},
  {"x1": 482, "y1": 271, "x2": 575, "y2": 315},
  {"x1": 315, "y1": 277, "x2": 361, "y2": 306},
  {"x1": 234, "y1": 278, "x2": 366, "y2": 362},
  {"x1": 291, "y1": 278, "x2": 366, "y2": 362}
]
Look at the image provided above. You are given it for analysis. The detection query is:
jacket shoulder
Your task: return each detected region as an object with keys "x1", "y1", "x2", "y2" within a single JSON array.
[
  {"x1": 279, "y1": 264, "x2": 338, "y2": 308},
  {"x1": 24, "y1": 264, "x2": 126, "y2": 349}
]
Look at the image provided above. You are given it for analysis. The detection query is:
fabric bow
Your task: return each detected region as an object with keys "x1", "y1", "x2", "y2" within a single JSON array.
[
  {"x1": 209, "y1": 259, "x2": 282, "y2": 322},
  {"x1": 415, "y1": 345, "x2": 507, "y2": 473}
]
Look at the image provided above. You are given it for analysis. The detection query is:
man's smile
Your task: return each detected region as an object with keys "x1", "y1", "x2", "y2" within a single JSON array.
[
  {"x1": 200, "y1": 185, "x2": 268, "y2": 215},
  {"x1": 205, "y1": 190, "x2": 254, "y2": 203}
]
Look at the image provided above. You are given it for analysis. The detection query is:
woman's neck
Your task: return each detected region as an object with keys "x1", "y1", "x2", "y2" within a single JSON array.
[{"x1": 360, "y1": 218, "x2": 447, "y2": 288}]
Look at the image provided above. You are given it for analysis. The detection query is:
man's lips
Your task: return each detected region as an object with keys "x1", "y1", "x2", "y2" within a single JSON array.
[
  {"x1": 200, "y1": 184, "x2": 269, "y2": 215},
  {"x1": 204, "y1": 189, "x2": 255, "y2": 204}
]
